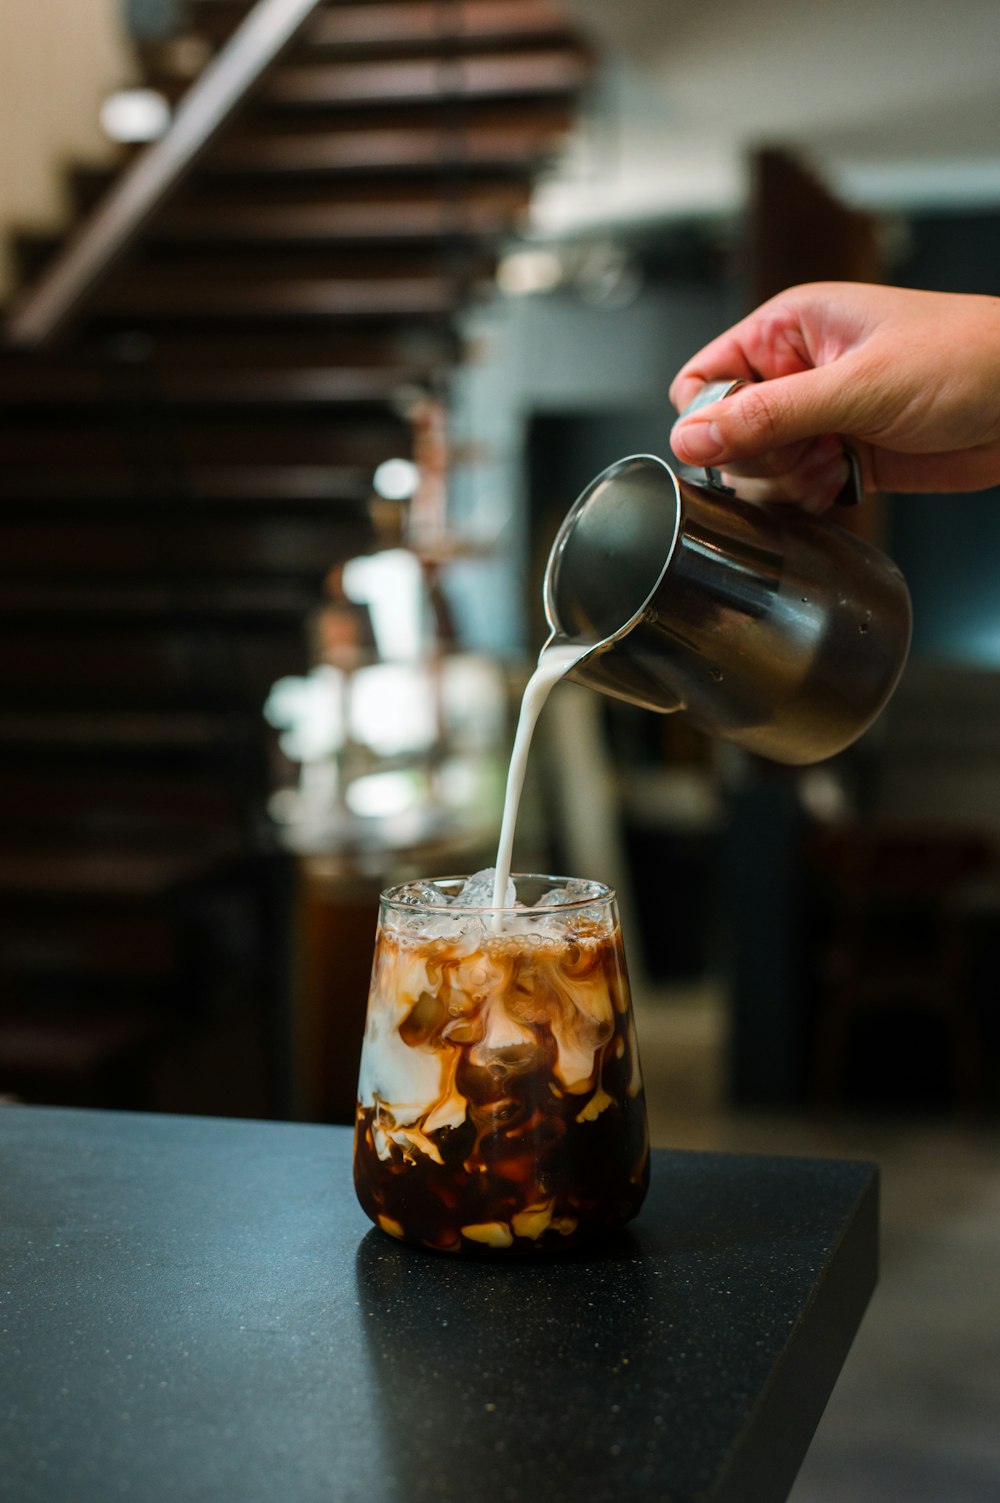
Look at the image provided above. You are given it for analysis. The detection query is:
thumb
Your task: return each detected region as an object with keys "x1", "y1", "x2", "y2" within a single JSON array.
[{"x1": 671, "y1": 362, "x2": 866, "y2": 467}]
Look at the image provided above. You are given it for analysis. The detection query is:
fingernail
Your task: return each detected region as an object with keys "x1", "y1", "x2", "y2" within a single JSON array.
[{"x1": 673, "y1": 420, "x2": 724, "y2": 465}]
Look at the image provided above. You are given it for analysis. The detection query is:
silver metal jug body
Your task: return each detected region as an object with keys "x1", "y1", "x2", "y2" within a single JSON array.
[{"x1": 542, "y1": 453, "x2": 912, "y2": 765}]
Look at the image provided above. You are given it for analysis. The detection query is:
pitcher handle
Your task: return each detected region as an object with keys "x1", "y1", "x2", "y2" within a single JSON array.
[{"x1": 677, "y1": 378, "x2": 863, "y2": 508}]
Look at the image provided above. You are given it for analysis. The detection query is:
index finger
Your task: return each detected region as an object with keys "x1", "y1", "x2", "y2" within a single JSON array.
[{"x1": 669, "y1": 330, "x2": 761, "y2": 415}]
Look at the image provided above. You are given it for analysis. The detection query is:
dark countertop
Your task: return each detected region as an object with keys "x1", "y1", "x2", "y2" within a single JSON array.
[{"x1": 0, "y1": 1107, "x2": 877, "y2": 1503}]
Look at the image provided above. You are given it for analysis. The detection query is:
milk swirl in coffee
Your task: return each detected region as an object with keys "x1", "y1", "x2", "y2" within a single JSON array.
[{"x1": 354, "y1": 643, "x2": 649, "y2": 1253}]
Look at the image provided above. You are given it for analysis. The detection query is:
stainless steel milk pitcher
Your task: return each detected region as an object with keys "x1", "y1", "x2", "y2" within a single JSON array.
[{"x1": 542, "y1": 385, "x2": 912, "y2": 766}]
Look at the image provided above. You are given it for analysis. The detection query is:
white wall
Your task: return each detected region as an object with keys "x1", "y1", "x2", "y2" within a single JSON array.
[{"x1": 0, "y1": 0, "x2": 131, "y2": 295}]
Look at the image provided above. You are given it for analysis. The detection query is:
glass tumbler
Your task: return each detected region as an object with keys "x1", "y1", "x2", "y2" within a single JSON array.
[{"x1": 353, "y1": 874, "x2": 649, "y2": 1254}]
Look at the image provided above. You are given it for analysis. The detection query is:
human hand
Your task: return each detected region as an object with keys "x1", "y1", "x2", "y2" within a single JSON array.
[{"x1": 669, "y1": 282, "x2": 1000, "y2": 511}]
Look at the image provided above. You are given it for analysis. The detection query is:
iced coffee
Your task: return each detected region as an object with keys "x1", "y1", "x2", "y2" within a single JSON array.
[{"x1": 354, "y1": 872, "x2": 649, "y2": 1254}]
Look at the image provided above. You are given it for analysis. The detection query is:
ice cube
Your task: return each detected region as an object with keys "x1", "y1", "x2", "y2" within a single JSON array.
[
  {"x1": 393, "y1": 880, "x2": 450, "y2": 907},
  {"x1": 389, "y1": 907, "x2": 466, "y2": 942},
  {"x1": 534, "y1": 878, "x2": 603, "y2": 908},
  {"x1": 421, "y1": 915, "x2": 465, "y2": 941},
  {"x1": 533, "y1": 879, "x2": 608, "y2": 934},
  {"x1": 454, "y1": 868, "x2": 516, "y2": 910}
]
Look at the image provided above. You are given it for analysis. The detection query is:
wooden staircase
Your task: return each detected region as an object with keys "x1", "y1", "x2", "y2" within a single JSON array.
[{"x1": 0, "y1": 0, "x2": 594, "y2": 1115}]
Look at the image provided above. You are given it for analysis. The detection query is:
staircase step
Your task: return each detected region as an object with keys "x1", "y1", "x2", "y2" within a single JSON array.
[
  {"x1": 2, "y1": 326, "x2": 456, "y2": 382},
  {"x1": 0, "y1": 516, "x2": 374, "y2": 577},
  {"x1": 0, "y1": 710, "x2": 256, "y2": 755},
  {"x1": 0, "y1": 847, "x2": 236, "y2": 902},
  {"x1": 0, "y1": 769, "x2": 250, "y2": 839},
  {"x1": 185, "y1": 0, "x2": 582, "y2": 55},
  {"x1": 0, "y1": 582, "x2": 319, "y2": 625},
  {"x1": 0, "y1": 411, "x2": 405, "y2": 466},
  {"x1": 205, "y1": 115, "x2": 570, "y2": 176},
  {"x1": 65, "y1": 163, "x2": 121, "y2": 216},
  {"x1": 79, "y1": 326, "x2": 458, "y2": 370},
  {"x1": 310, "y1": 0, "x2": 583, "y2": 51},
  {"x1": 0, "y1": 628, "x2": 308, "y2": 709},
  {"x1": 122, "y1": 243, "x2": 493, "y2": 278},
  {"x1": 9, "y1": 232, "x2": 67, "y2": 288},
  {"x1": 90, "y1": 272, "x2": 462, "y2": 323},
  {"x1": 0, "y1": 362, "x2": 430, "y2": 409},
  {"x1": 152, "y1": 186, "x2": 528, "y2": 245},
  {"x1": 257, "y1": 48, "x2": 590, "y2": 108},
  {"x1": 0, "y1": 464, "x2": 375, "y2": 504}
]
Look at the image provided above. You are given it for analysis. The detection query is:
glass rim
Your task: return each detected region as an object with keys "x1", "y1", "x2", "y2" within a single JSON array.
[{"x1": 379, "y1": 872, "x2": 615, "y2": 916}]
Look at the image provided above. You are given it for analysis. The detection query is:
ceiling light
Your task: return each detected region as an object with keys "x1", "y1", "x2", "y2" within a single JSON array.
[
  {"x1": 99, "y1": 89, "x2": 171, "y2": 144},
  {"x1": 372, "y1": 458, "x2": 420, "y2": 501}
]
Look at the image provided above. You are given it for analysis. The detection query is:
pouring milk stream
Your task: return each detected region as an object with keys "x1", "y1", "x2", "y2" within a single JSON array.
[{"x1": 489, "y1": 640, "x2": 589, "y2": 923}]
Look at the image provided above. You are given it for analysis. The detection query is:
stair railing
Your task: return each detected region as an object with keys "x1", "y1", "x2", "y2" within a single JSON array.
[{"x1": 4, "y1": 0, "x2": 324, "y2": 348}]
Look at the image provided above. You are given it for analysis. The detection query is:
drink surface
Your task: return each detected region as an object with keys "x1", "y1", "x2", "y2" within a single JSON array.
[{"x1": 354, "y1": 878, "x2": 649, "y2": 1253}]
